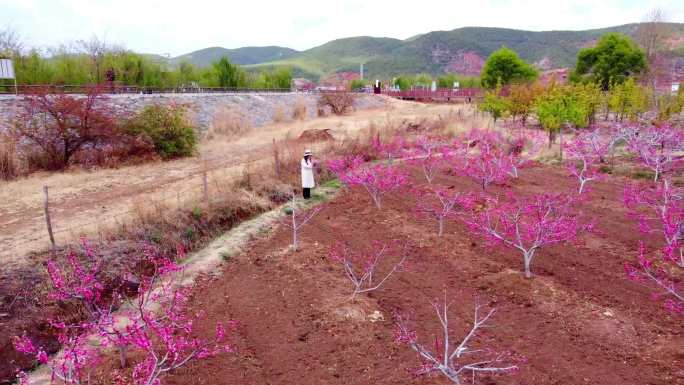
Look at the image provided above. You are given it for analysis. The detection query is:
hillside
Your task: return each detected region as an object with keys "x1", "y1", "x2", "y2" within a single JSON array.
[
  {"x1": 249, "y1": 23, "x2": 684, "y2": 80},
  {"x1": 169, "y1": 46, "x2": 299, "y2": 67}
]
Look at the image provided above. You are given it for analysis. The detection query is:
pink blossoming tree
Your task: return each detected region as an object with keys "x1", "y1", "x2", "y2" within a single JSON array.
[
  {"x1": 627, "y1": 123, "x2": 684, "y2": 182},
  {"x1": 332, "y1": 161, "x2": 409, "y2": 209},
  {"x1": 565, "y1": 131, "x2": 610, "y2": 194},
  {"x1": 624, "y1": 179, "x2": 683, "y2": 266},
  {"x1": 465, "y1": 193, "x2": 588, "y2": 278},
  {"x1": 372, "y1": 135, "x2": 407, "y2": 162},
  {"x1": 14, "y1": 242, "x2": 236, "y2": 385},
  {"x1": 625, "y1": 243, "x2": 683, "y2": 314},
  {"x1": 504, "y1": 130, "x2": 544, "y2": 179},
  {"x1": 414, "y1": 187, "x2": 474, "y2": 236},
  {"x1": 408, "y1": 136, "x2": 449, "y2": 184},
  {"x1": 117, "y1": 263, "x2": 236, "y2": 385}
]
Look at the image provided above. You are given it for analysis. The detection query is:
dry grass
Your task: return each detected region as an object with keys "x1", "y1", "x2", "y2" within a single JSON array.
[
  {"x1": 292, "y1": 98, "x2": 308, "y2": 121},
  {"x1": 208, "y1": 106, "x2": 252, "y2": 138},
  {"x1": 0, "y1": 134, "x2": 21, "y2": 181},
  {"x1": 272, "y1": 104, "x2": 289, "y2": 123},
  {"x1": 1, "y1": 99, "x2": 474, "y2": 267}
]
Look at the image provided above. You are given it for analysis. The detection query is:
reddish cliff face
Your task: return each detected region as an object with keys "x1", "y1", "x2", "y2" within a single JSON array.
[{"x1": 431, "y1": 48, "x2": 485, "y2": 76}]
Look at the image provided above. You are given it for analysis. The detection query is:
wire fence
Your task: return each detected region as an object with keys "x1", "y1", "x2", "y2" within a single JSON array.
[
  {"x1": 0, "y1": 84, "x2": 370, "y2": 95},
  {"x1": 1, "y1": 148, "x2": 272, "y2": 256}
]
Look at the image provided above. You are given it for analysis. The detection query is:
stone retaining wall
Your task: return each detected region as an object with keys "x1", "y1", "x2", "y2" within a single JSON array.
[{"x1": 0, "y1": 92, "x2": 385, "y2": 132}]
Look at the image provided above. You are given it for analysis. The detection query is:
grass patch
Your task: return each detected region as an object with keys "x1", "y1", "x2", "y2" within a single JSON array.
[
  {"x1": 598, "y1": 165, "x2": 613, "y2": 174},
  {"x1": 631, "y1": 170, "x2": 655, "y2": 180},
  {"x1": 321, "y1": 178, "x2": 341, "y2": 189},
  {"x1": 220, "y1": 251, "x2": 233, "y2": 262}
]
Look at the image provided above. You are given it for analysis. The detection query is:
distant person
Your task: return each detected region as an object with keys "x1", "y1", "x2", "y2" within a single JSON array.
[{"x1": 301, "y1": 149, "x2": 315, "y2": 199}]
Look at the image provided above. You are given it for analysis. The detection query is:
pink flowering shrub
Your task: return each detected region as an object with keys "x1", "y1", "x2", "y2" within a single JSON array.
[
  {"x1": 14, "y1": 331, "x2": 99, "y2": 385},
  {"x1": 450, "y1": 129, "x2": 513, "y2": 190},
  {"x1": 624, "y1": 179, "x2": 683, "y2": 265},
  {"x1": 326, "y1": 155, "x2": 364, "y2": 176},
  {"x1": 414, "y1": 186, "x2": 474, "y2": 236},
  {"x1": 407, "y1": 136, "x2": 450, "y2": 184},
  {"x1": 118, "y1": 267, "x2": 236, "y2": 385},
  {"x1": 14, "y1": 242, "x2": 236, "y2": 385},
  {"x1": 372, "y1": 135, "x2": 407, "y2": 162},
  {"x1": 329, "y1": 240, "x2": 408, "y2": 300},
  {"x1": 626, "y1": 123, "x2": 684, "y2": 182},
  {"x1": 624, "y1": 179, "x2": 682, "y2": 311},
  {"x1": 565, "y1": 130, "x2": 610, "y2": 194},
  {"x1": 465, "y1": 193, "x2": 589, "y2": 278},
  {"x1": 394, "y1": 293, "x2": 521, "y2": 384},
  {"x1": 332, "y1": 160, "x2": 409, "y2": 209},
  {"x1": 625, "y1": 243, "x2": 683, "y2": 314},
  {"x1": 504, "y1": 130, "x2": 544, "y2": 178}
]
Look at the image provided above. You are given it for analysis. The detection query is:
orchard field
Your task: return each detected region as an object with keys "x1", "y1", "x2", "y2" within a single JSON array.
[{"x1": 5, "y1": 97, "x2": 681, "y2": 385}]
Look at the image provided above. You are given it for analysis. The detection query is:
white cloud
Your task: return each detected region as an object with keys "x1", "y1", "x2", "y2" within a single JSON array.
[{"x1": 1, "y1": 0, "x2": 682, "y2": 56}]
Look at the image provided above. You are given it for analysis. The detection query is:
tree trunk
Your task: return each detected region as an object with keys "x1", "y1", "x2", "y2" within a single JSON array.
[
  {"x1": 559, "y1": 125, "x2": 564, "y2": 162},
  {"x1": 524, "y1": 253, "x2": 533, "y2": 279}
]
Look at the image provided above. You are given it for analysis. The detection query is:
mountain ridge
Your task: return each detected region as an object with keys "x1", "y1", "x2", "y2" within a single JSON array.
[{"x1": 159, "y1": 23, "x2": 684, "y2": 80}]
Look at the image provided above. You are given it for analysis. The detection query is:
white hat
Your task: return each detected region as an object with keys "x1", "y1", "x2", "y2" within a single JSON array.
[{"x1": 304, "y1": 149, "x2": 313, "y2": 156}]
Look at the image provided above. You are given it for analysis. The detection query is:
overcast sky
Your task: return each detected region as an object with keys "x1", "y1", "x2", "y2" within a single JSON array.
[{"x1": 1, "y1": 0, "x2": 683, "y2": 57}]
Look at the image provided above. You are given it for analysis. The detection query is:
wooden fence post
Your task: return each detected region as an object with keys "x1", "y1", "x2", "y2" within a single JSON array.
[
  {"x1": 273, "y1": 138, "x2": 281, "y2": 178},
  {"x1": 43, "y1": 185, "x2": 56, "y2": 251},
  {"x1": 202, "y1": 159, "x2": 209, "y2": 202}
]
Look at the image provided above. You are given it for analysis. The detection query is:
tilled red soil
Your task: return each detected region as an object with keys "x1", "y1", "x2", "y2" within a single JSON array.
[{"x1": 147, "y1": 163, "x2": 683, "y2": 385}]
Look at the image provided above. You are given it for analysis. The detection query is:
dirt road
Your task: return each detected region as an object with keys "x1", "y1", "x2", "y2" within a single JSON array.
[{"x1": 0, "y1": 100, "x2": 469, "y2": 270}]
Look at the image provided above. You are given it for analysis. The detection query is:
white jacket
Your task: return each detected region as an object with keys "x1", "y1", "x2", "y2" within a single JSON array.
[{"x1": 301, "y1": 158, "x2": 315, "y2": 188}]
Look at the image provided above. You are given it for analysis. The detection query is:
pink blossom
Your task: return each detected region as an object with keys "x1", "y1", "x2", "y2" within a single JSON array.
[
  {"x1": 465, "y1": 193, "x2": 588, "y2": 278},
  {"x1": 332, "y1": 160, "x2": 409, "y2": 209}
]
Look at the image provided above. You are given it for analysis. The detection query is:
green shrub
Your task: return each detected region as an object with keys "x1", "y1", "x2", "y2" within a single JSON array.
[
  {"x1": 631, "y1": 170, "x2": 655, "y2": 180},
  {"x1": 128, "y1": 104, "x2": 197, "y2": 159},
  {"x1": 192, "y1": 206, "x2": 203, "y2": 219},
  {"x1": 220, "y1": 251, "x2": 233, "y2": 262}
]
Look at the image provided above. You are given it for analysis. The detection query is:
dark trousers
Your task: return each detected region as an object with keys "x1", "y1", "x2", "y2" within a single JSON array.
[{"x1": 303, "y1": 188, "x2": 311, "y2": 199}]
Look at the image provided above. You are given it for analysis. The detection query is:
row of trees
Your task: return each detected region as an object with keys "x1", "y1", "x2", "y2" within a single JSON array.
[
  {"x1": 0, "y1": 32, "x2": 292, "y2": 89},
  {"x1": 391, "y1": 73, "x2": 482, "y2": 90},
  {"x1": 480, "y1": 77, "x2": 684, "y2": 144}
]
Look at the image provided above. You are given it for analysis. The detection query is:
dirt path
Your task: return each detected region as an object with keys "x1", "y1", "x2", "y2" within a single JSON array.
[
  {"x1": 0, "y1": 100, "x2": 468, "y2": 269},
  {"x1": 144, "y1": 163, "x2": 680, "y2": 385}
]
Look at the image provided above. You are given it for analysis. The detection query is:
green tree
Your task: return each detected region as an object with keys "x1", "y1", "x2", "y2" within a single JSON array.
[
  {"x1": 535, "y1": 85, "x2": 588, "y2": 155},
  {"x1": 15, "y1": 50, "x2": 54, "y2": 84},
  {"x1": 414, "y1": 73, "x2": 432, "y2": 88},
  {"x1": 212, "y1": 56, "x2": 243, "y2": 88},
  {"x1": 504, "y1": 82, "x2": 544, "y2": 125},
  {"x1": 572, "y1": 33, "x2": 647, "y2": 90},
  {"x1": 394, "y1": 76, "x2": 412, "y2": 91},
  {"x1": 478, "y1": 84, "x2": 510, "y2": 123},
  {"x1": 607, "y1": 77, "x2": 651, "y2": 121},
  {"x1": 572, "y1": 82, "x2": 606, "y2": 124},
  {"x1": 127, "y1": 104, "x2": 197, "y2": 159},
  {"x1": 178, "y1": 61, "x2": 199, "y2": 87},
  {"x1": 481, "y1": 47, "x2": 537, "y2": 88},
  {"x1": 349, "y1": 79, "x2": 366, "y2": 90},
  {"x1": 656, "y1": 86, "x2": 684, "y2": 122},
  {"x1": 437, "y1": 74, "x2": 481, "y2": 89}
]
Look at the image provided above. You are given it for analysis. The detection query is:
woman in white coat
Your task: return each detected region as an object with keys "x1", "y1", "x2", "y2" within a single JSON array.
[{"x1": 301, "y1": 149, "x2": 315, "y2": 199}]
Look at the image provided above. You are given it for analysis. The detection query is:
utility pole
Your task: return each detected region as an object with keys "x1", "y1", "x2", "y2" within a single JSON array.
[{"x1": 360, "y1": 63, "x2": 364, "y2": 80}]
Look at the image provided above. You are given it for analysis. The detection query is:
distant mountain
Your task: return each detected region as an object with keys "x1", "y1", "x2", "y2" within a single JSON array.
[
  {"x1": 168, "y1": 46, "x2": 299, "y2": 67},
  {"x1": 249, "y1": 23, "x2": 684, "y2": 80},
  {"x1": 166, "y1": 23, "x2": 684, "y2": 81}
]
